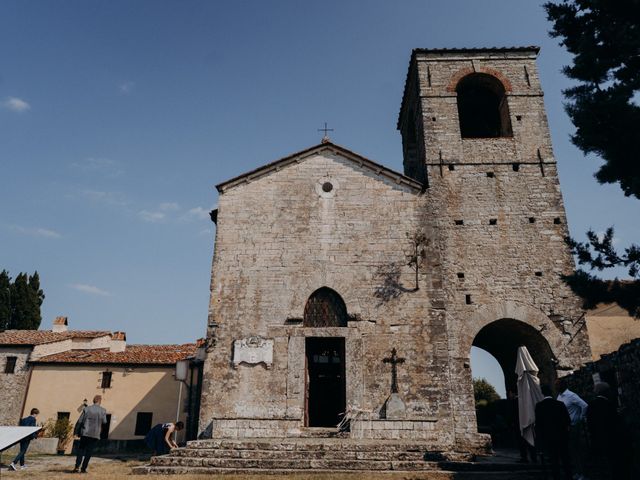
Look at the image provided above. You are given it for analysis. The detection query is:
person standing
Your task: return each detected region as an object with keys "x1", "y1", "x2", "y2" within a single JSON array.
[
  {"x1": 144, "y1": 421, "x2": 184, "y2": 455},
  {"x1": 8, "y1": 408, "x2": 40, "y2": 471},
  {"x1": 587, "y1": 382, "x2": 632, "y2": 480},
  {"x1": 73, "y1": 395, "x2": 107, "y2": 474},
  {"x1": 555, "y1": 378, "x2": 588, "y2": 480},
  {"x1": 535, "y1": 384, "x2": 572, "y2": 480}
]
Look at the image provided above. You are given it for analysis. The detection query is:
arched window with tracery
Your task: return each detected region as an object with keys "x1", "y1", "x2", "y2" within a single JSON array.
[
  {"x1": 456, "y1": 73, "x2": 512, "y2": 138},
  {"x1": 303, "y1": 287, "x2": 348, "y2": 327}
]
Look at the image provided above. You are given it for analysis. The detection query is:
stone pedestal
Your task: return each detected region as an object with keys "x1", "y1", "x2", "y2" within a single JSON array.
[{"x1": 383, "y1": 393, "x2": 406, "y2": 420}]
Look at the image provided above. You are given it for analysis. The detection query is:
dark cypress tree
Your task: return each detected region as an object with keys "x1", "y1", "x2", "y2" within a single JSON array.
[
  {"x1": 8, "y1": 272, "x2": 43, "y2": 330},
  {"x1": 27, "y1": 271, "x2": 44, "y2": 329},
  {"x1": 0, "y1": 270, "x2": 10, "y2": 330},
  {"x1": 9, "y1": 273, "x2": 30, "y2": 329}
]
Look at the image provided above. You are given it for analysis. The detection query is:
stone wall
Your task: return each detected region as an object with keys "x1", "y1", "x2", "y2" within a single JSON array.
[
  {"x1": 563, "y1": 338, "x2": 640, "y2": 471},
  {"x1": 199, "y1": 48, "x2": 592, "y2": 453},
  {"x1": 0, "y1": 347, "x2": 32, "y2": 425},
  {"x1": 199, "y1": 148, "x2": 464, "y2": 447}
]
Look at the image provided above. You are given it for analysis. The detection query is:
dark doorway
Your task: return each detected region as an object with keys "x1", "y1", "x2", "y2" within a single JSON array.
[{"x1": 305, "y1": 337, "x2": 346, "y2": 427}]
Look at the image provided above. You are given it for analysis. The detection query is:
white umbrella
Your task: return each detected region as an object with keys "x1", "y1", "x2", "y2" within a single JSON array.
[{"x1": 516, "y1": 345, "x2": 544, "y2": 446}]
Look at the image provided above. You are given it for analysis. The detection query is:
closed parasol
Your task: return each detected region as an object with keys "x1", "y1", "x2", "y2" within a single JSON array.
[{"x1": 516, "y1": 345, "x2": 544, "y2": 446}]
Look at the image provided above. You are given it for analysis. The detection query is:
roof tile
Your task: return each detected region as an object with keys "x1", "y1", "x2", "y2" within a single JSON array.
[
  {"x1": 0, "y1": 330, "x2": 112, "y2": 346},
  {"x1": 31, "y1": 344, "x2": 196, "y2": 365}
]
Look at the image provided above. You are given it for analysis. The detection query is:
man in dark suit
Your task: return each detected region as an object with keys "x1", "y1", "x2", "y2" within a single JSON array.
[
  {"x1": 587, "y1": 382, "x2": 632, "y2": 480},
  {"x1": 73, "y1": 395, "x2": 107, "y2": 474},
  {"x1": 535, "y1": 384, "x2": 572, "y2": 480}
]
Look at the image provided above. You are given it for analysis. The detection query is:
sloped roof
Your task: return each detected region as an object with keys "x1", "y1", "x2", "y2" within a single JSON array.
[
  {"x1": 0, "y1": 330, "x2": 112, "y2": 347},
  {"x1": 31, "y1": 344, "x2": 196, "y2": 365},
  {"x1": 412, "y1": 46, "x2": 540, "y2": 55},
  {"x1": 215, "y1": 142, "x2": 423, "y2": 193}
]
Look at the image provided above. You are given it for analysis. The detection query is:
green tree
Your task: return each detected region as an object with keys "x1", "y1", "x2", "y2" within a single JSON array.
[
  {"x1": 473, "y1": 378, "x2": 500, "y2": 407},
  {"x1": 0, "y1": 270, "x2": 10, "y2": 330},
  {"x1": 545, "y1": 0, "x2": 640, "y2": 199},
  {"x1": 545, "y1": 0, "x2": 640, "y2": 317},
  {"x1": 5, "y1": 270, "x2": 44, "y2": 330},
  {"x1": 28, "y1": 271, "x2": 45, "y2": 326}
]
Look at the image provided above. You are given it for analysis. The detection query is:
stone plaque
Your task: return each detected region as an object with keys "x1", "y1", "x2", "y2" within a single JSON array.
[{"x1": 233, "y1": 336, "x2": 274, "y2": 369}]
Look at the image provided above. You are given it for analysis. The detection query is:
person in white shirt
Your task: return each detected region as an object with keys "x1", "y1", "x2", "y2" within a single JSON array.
[{"x1": 556, "y1": 377, "x2": 588, "y2": 480}]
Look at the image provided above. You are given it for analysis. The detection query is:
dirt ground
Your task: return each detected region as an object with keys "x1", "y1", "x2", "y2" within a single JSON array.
[{"x1": 0, "y1": 454, "x2": 453, "y2": 480}]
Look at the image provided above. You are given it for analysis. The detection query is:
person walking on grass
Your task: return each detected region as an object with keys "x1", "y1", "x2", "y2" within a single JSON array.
[
  {"x1": 145, "y1": 421, "x2": 184, "y2": 455},
  {"x1": 73, "y1": 395, "x2": 107, "y2": 474},
  {"x1": 8, "y1": 408, "x2": 40, "y2": 471}
]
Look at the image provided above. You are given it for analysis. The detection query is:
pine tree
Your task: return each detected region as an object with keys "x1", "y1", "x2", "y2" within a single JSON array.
[
  {"x1": 545, "y1": 0, "x2": 640, "y2": 317},
  {"x1": 545, "y1": 0, "x2": 640, "y2": 199},
  {"x1": 0, "y1": 270, "x2": 11, "y2": 330}
]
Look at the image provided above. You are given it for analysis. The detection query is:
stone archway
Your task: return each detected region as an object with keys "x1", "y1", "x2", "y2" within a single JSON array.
[{"x1": 472, "y1": 318, "x2": 557, "y2": 394}]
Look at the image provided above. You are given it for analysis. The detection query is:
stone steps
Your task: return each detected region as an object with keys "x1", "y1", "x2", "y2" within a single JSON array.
[
  {"x1": 133, "y1": 438, "x2": 544, "y2": 477},
  {"x1": 150, "y1": 456, "x2": 442, "y2": 470},
  {"x1": 185, "y1": 438, "x2": 440, "y2": 453},
  {"x1": 171, "y1": 447, "x2": 426, "y2": 461}
]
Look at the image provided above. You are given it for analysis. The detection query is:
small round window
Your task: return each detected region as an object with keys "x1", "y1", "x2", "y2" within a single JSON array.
[{"x1": 316, "y1": 177, "x2": 339, "y2": 198}]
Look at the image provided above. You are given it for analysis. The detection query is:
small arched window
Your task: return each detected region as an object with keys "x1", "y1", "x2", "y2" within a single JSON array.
[
  {"x1": 303, "y1": 287, "x2": 348, "y2": 328},
  {"x1": 456, "y1": 73, "x2": 512, "y2": 138}
]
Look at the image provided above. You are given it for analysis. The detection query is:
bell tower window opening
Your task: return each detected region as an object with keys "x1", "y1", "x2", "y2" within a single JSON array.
[
  {"x1": 303, "y1": 287, "x2": 348, "y2": 328},
  {"x1": 456, "y1": 73, "x2": 513, "y2": 138}
]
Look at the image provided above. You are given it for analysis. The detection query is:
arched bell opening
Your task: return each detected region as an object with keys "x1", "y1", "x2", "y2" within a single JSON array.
[{"x1": 456, "y1": 73, "x2": 513, "y2": 138}]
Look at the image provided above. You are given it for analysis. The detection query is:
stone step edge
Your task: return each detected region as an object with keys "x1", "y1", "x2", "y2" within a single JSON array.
[
  {"x1": 185, "y1": 441, "x2": 453, "y2": 452},
  {"x1": 132, "y1": 466, "x2": 543, "y2": 478},
  {"x1": 147, "y1": 457, "x2": 545, "y2": 473},
  {"x1": 171, "y1": 448, "x2": 427, "y2": 458},
  {"x1": 150, "y1": 458, "x2": 440, "y2": 470}
]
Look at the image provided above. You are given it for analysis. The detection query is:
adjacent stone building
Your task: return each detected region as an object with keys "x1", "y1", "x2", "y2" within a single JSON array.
[
  {"x1": 25, "y1": 340, "x2": 198, "y2": 450},
  {"x1": 0, "y1": 317, "x2": 113, "y2": 426},
  {"x1": 1, "y1": 317, "x2": 206, "y2": 450},
  {"x1": 199, "y1": 47, "x2": 591, "y2": 453}
]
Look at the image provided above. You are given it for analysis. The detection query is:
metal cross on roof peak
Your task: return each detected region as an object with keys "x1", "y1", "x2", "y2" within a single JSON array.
[{"x1": 318, "y1": 122, "x2": 334, "y2": 143}]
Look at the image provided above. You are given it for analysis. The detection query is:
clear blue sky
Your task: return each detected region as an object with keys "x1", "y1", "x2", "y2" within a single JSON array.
[{"x1": 1, "y1": 1, "x2": 637, "y2": 396}]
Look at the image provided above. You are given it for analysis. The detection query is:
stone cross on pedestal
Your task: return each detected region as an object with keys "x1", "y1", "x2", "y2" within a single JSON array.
[{"x1": 383, "y1": 348, "x2": 405, "y2": 394}]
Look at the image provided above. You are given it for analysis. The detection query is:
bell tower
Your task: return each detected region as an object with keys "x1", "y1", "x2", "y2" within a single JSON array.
[{"x1": 398, "y1": 47, "x2": 591, "y2": 445}]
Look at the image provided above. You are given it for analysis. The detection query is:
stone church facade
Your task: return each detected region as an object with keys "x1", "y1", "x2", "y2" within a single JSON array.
[{"x1": 198, "y1": 47, "x2": 591, "y2": 453}]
